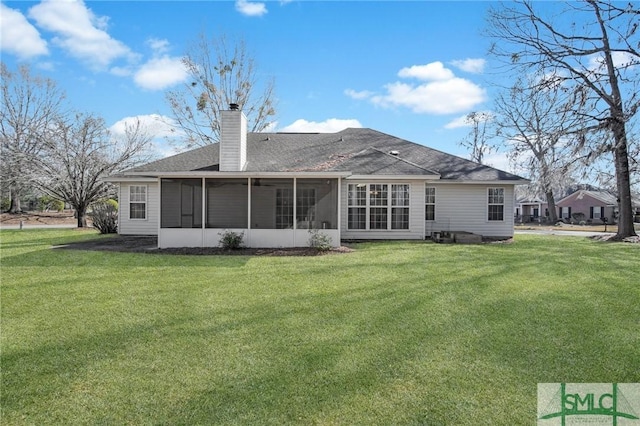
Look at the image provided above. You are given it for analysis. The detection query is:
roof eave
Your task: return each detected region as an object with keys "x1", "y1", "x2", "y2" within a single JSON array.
[
  {"x1": 346, "y1": 174, "x2": 441, "y2": 180},
  {"x1": 107, "y1": 171, "x2": 352, "y2": 179},
  {"x1": 435, "y1": 178, "x2": 531, "y2": 185}
]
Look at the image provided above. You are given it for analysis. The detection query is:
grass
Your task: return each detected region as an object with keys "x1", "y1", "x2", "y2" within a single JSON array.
[
  {"x1": 1, "y1": 229, "x2": 639, "y2": 425},
  {"x1": 515, "y1": 222, "x2": 640, "y2": 233}
]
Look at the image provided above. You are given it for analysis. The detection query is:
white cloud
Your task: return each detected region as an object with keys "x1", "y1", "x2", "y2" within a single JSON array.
[
  {"x1": 589, "y1": 51, "x2": 638, "y2": 71},
  {"x1": 280, "y1": 118, "x2": 363, "y2": 133},
  {"x1": 235, "y1": 0, "x2": 268, "y2": 17},
  {"x1": 28, "y1": 0, "x2": 134, "y2": 69},
  {"x1": 483, "y1": 151, "x2": 513, "y2": 172},
  {"x1": 0, "y1": 4, "x2": 48, "y2": 60},
  {"x1": 371, "y1": 78, "x2": 486, "y2": 115},
  {"x1": 444, "y1": 114, "x2": 472, "y2": 129},
  {"x1": 450, "y1": 58, "x2": 486, "y2": 74},
  {"x1": 110, "y1": 115, "x2": 185, "y2": 158},
  {"x1": 354, "y1": 61, "x2": 486, "y2": 115},
  {"x1": 147, "y1": 38, "x2": 170, "y2": 54},
  {"x1": 134, "y1": 56, "x2": 188, "y2": 90},
  {"x1": 444, "y1": 110, "x2": 493, "y2": 129},
  {"x1": 398, "y1": 62, "x2": 454, "y2": 81},
  {"x1": 344, "y1": 89, "x2": 374, "y2": 100}
]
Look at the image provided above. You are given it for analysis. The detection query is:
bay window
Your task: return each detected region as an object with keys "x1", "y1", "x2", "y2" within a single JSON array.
[{"x1": 347, "y1": 183, "x2": 410, "y2": 230}]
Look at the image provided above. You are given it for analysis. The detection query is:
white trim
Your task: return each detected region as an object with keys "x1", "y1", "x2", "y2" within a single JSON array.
[
  {"x1": 487, "y1": 187, "x2": 506, "y2": 222},
  {"x1": 347, "y1": 174, "x2": 439, "y2": 180},
  {"x1": 104, "y1": 177, "x2": 157, "y2": 183},
  {"x1": 128, "y1": 184, "x2": 148, "y2": 221},
  {"x1": 346, "y1": 182, "x2": 411, "y2": 231},
  {"x1": 435, "y1": 179, "x2": 530, "y2": 185},
  {"x1": 118, "y1": 171, "x2": 351, "y2": 179},
  {"x1": 425, "y1": 185, "x2": 436, "y2": 222}
]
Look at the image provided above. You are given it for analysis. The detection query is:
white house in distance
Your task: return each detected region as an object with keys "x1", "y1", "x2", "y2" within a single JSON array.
[{"x1": 106, "y1": 105, "x2": 529, "y2": 248}]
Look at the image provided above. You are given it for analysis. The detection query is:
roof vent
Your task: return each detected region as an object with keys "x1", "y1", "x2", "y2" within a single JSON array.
[
  {"x1": 229, "y1": 103, "x2": 240, "y2": 111},
  {"x1": 389, "y1": 150, "x2": 399, "y2": 156}
]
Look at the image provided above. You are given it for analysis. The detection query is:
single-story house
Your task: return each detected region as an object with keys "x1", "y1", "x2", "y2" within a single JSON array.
[
  {"x1": 514, "y1": 197, "x2": 549, "y2": 223},
  {"x1": 106, "y1": 105, "x2": 529, "y2": 248},
  {"x1": 556, "y1": 189, "x2": 640, "y2": 224}
]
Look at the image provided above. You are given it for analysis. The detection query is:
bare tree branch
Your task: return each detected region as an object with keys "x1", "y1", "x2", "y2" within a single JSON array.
[
  {"x1": 0, "y1": 63, "x2": 66, "y2": 212},
  {"x1": 486, "y1": 0, "x2": 639, "y2": 237},
  {"x1": 33, "y1": 114, "x2": 153, "y2": 227},
  {"x1": 165, "y1": 33, "x2": 276, "y2": 150}
]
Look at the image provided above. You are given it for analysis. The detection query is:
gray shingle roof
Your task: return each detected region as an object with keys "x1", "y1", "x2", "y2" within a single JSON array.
[{"x1": 122, "y1": 128, "x2": 525, "y2": 181}]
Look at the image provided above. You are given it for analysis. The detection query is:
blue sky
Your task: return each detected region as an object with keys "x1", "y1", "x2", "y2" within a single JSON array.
[{"x1": 2, "y1": 0, "x2": 511, "y2": 166}]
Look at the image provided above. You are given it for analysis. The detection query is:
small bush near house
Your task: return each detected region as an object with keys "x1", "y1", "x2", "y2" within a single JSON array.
[
  {"x1": 308, "y1": 228, "x2": 333, "y2": 251},
  {"x1": 90, "y1": 202, "x2": 118, "y2": 234},
  {"x1": 219, "y1": 230, "x2": 244, "y2": 249},
  {"x1": 106, "y1": 199, "x2": 118, "y2": 210}
]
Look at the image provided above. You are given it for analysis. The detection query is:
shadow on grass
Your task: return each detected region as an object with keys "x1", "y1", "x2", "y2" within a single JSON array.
[{"x1": 3, "y1": 235, "x2": 639, "y2": 424}]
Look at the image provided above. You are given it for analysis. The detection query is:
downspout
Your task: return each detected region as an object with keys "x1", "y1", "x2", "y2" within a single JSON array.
[
  {"x1": 201, "y1": 177, "x2": 206, "y2": 247},
  {"x1": 157, "y1": 177, "x2": 161, "y2": 248},
  {"x1": 247, "y1": 177, "x2": 251, "y2": 246},
  {"x1": 337, "y1": 177, "x2": 342, "y2": 246}
]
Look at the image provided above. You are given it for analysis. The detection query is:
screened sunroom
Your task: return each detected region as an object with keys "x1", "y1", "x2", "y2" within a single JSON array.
[{"x1": 158, "y1": 176, "x2": 341, "y2": 248}]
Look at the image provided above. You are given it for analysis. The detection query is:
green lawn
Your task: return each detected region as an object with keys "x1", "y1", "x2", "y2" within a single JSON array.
[{"x1": 1, "y1": 230, "x2": 638, "y2": 425}]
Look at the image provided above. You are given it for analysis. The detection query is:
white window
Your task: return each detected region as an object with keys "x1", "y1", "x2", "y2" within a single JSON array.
[
  {"x1": 391, "y1": 184, "x2": 410, "y2": 230},
  {"x1": 347, "y1": 184, "x2": 367, "y2": 230},
  {"x1": 425, "y1": 187, "x2": 436, "y2": 221},
  {"x1": 129, "y1": 185, "x2": 147, "y2": 220},
  {"x1": 347, "y1": 183, "x2": 410, "y2": 230},
  {"x1": 487, "y1": 187, "x2": 504, "y2": 221},
  {"x1": 592, "y1": 207, "x2": 601, "y2": 219}
]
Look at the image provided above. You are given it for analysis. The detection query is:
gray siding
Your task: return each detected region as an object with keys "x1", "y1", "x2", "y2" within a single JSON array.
[
  {"x1": 425, "y1": 184, "x2": 515, "y2": 237},
  {"x1": 341, "y1": 179, "x2": 425, "y2": 240},
  {"x1": 342, "y1": 180, "x2": 516, "y2": 240},
  {"x1": 118, "y1": 181, "x2": 159, "y2": 235}
]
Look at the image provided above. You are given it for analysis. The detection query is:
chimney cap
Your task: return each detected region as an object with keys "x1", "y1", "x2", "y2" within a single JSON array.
[{"x1": 229, "y1": 103, "x2": 240, "y2": 111}]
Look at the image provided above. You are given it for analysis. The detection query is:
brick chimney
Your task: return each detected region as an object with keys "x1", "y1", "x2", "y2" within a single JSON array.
[{"x1": 219, "y1": 103, "x2": 247, "y2": 171}]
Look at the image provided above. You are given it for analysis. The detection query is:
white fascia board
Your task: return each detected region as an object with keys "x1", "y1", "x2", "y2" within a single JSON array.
[
  {"x1": 102, "y1": 176, "x2": 157, "y2": 183},
  {"x1": 346, "y1": 174, "x2": 441, "y2": 180},
  {"x1": 121, "y1": 171, "x2": 352, "y2": 179},
  {"x1": 433, "y1": 179, "x2": 530, "y2": 185}
]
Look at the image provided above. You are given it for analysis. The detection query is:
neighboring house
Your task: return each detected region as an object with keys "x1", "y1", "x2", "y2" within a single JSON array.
[
  {"x1": 514, "y1": 197, "x2": 549, "y2": 223},
  {"x1": 555, "y1": 189, "x2": 640, "y2": 224},
  {"x1": 106, "y1": 105, "x2": 528, "y2": 248}
]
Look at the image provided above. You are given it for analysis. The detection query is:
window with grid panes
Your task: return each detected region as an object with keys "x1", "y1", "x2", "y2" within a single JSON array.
[
  {"x1": 276, "y1": 188, "x2": 293, "y2": 229},
  {"x1": 347, "y1": 183, "x2": 410, "y2": 230},
  {"x1": 391, "y1": 184, "x2": 410, "y2": 229},
  {"x1": 425, "y1": 187, "x2": 435, "y2": 221},
  {"x1": 488, "y1": 187, "x2": 505, "y2": 221},
  {"x1": 129, "y1": 185, "x2": 147, "y2": 219},
  {"x1": 347, "y1": 184, "x2": 367, "y2": 229}
]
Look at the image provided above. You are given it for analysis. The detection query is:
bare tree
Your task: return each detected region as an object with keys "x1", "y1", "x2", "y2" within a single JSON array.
[
  {"x1": 166, "y1": 33, "x2": 276, "y2": 149},
  {"x1": 459, "y1": 111, "x2": 495, "y2": 164},
  {"x1": 494, "y1": 72, "x2": 580, "y2": 223},
  {"x1": 0, "y1": 63, "x2": 66, "y2": 213},
  {"x1": 487, "y1": 0, "x2": 639, "y2": 238},
  {"x1": 34, "y1": 114, "x2": 153, "y2": 227}
]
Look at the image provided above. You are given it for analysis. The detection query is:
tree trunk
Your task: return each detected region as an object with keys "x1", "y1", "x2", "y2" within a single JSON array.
[
  {"x1": 76, "y1": 206, "x2": 88, "y2": 228},
  {"x1": 9, "y1": 188, "x2": 21, "y2": 213},
  {"x1": 612, "y1": 120, "x2": 637, "y2": 238},
  {"x1": 545, "y1": 190, "x2": 558, "y2": 223}
]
